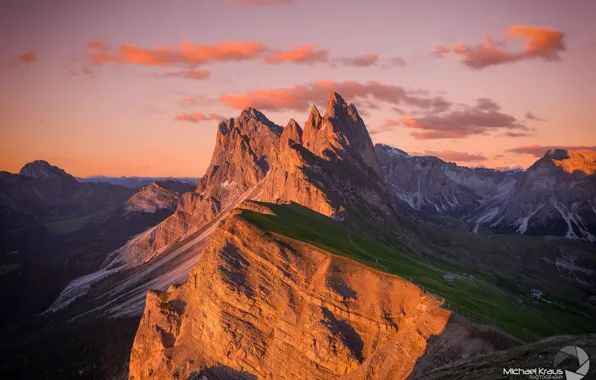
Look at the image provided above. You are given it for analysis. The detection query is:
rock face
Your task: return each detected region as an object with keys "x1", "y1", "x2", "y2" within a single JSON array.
[
  {"x1": 377, "y1": 145, "x2": 596, "y2": 241},
  {"x1": 129, "y1": 203, "x2": 515, "y2": 380},
  {"x1": 117, "y1": 108, "x2": 282, "y2": 267},
  {"x1": 125, "y1": 181, "x2": 194, "y2": 214},
  {"x1": 302, "y1": 93, "x2": 380, "y2": 176},
  {"x1": 261, "y1": 92, "x2": 396, "y2": 231}
]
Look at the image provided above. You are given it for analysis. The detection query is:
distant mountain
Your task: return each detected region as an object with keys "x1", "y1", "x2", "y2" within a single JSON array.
[
  {"x1": 77, "y1": 175, "x2": 199, "y2": 189},
  {"x1": 377, "y1": 145, "x2": 596, "y2": 242},
  {"x1": 0, "y1": 160, "x2": 133, "y2": 231}
]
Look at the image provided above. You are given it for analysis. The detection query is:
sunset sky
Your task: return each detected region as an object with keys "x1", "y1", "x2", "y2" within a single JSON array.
[{"x1": 1, "y1": 0, "x2": 595, "y2": 177}]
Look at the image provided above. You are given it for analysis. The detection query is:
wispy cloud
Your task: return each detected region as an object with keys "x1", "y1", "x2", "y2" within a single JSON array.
[
  {"x1": 219, "y1": 80, "x2": 452, "y2": 112},
  {"x1": 17, "y1": 53, "x2": 36, "y2": 64},
  {"x1": 174, "y1": 112, "x2": 227, "y2": 123},
  {"x1": 435, "y1": 25, "x2": 566, "y2": 69},
  {"x1": 263, "y1": 44, "x2": 329, "y2": 64},
  {"x1": 87, "y1": 41, "x2": 108, "y2": 51},
  {"x1": 154, "y1": 68, "x2": 211, "y2": 80},
  {"x1": 400, "y1": 98, "x2": 528, "y2": 140},
  {"x1": 524, "y1": 111, "x2": 546, "y2": 121}
]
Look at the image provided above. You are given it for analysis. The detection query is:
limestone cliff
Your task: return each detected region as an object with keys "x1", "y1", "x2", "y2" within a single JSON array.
[
  {"x1": 117, "y1": 108, "x2": 282, "y2": 266},
  {"x1": 261, "y1": 92, "x2": 396, "y2": 230},
  {"x1": 129, "y1": 202, "x2": 517, "y2": 380}
]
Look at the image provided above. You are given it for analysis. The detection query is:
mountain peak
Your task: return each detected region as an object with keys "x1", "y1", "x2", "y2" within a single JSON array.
[
  {"x1": 306, "y1": 105, "x2": 322, "y2": 129},
  {"x1": 540, "y1": 148, "x2": 596, "y2": 175},
  {"x1": 282, "y1": 119, "x2": 303, "y2": 146},
  {"x1": 326, "y1": 91, "x2": 347, "y2": 114},
  {"x1": 301, "y1": 92, "x2": 380, "y2": 175},
  {"x1": 19, "y1": 160, "x2": 75, "y2": 182}
]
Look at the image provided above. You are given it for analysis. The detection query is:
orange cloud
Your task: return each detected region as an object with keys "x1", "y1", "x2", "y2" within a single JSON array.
[
  {"x1": 432, "y1": 45, "x2": 451, "y2": 57},
  {"x1": 86, "y1": 40, "x2": 390, "y2": 69},
  {"x1": 87, "y1": 41, "x2": 108, "y2": 51},
  {"x1": 88, "y1": 41, "x2": 268, "y2": 66},
  {"x1": 219, "y1": 80, "x2": 452, "y2": 112},
  {"x1": 424, "y1": 150, "x2": 488, "y2": 162},
  {"x1": 507, "y1": 26, "x2": 565, "y2": 59},
  {"x1": 507, "y1": 145, "x2": 596, "y2": 157},
  {"x1": 174, "y1": 112, "x2": 227, "y2": 123},
  {"x1": 400, "y1": 98, "x2": 528, "y2": 140},
  {"x1": 263, "y1": 44, "x2": 329, "y2": 64},
  {"x1": 18, "y1": 53, "x2": 36, "y2": 64},
  {"x1": 154, "y1": 68, "x2": 210, "y2": 80},
  {"x1": 435, "y1": 25, "x2": 566, "y2": 69}
]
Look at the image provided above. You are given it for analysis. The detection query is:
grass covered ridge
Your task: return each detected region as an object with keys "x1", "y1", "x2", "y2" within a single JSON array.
[{"x1": 238, "y1": 202, "x2": 595, "y2": 342}]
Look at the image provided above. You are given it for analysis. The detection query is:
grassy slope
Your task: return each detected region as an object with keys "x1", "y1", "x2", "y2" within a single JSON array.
[{"x1": 239, "y1": 202, "x2": 595, "y2": 342}]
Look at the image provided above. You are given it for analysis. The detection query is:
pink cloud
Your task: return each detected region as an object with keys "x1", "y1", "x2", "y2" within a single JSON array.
[
  {"x1": 435, "y1": 25, "x2": 566, "y2": 69},
  {"x1": 154, "y1": 68, "x2": 210, "y2": 80},
  {"x1": 17, "y1": 53, "x2": 36, "y2": 64},
  {"x1": 87, "y1": 41, "x2": 108, "y2": 51},
  {"x1": 333, "y1": 53, "x2": 379, "y2": 67},
  {"x1": 219, "y1": 80, "x2": 452, "y2": 112},
  {"x1": 174, "y1": 112, "x2": 227, "y2": 123},
  {"x1": 524, "y1": 111, "x2": 546, "y2": 121},
  {"x1": 263, "y1": 44, "x2": 329, "y2": 64},
  {"x1": 400, "y1": 98, "x2": 528, "y2": 140}
]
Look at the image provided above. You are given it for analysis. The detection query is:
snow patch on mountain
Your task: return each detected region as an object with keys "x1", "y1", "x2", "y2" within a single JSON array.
[{"x1": 515, "y1": 205, "x2": 544, "y2": 234}]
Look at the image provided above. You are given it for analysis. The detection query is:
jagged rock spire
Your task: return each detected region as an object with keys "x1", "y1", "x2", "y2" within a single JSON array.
[
  {"x1": 300, "y1": 91, "x2": 381, "y2": 175},
  {"x1": 281, "y1": 118, "x2": 303, "y2": 146}
]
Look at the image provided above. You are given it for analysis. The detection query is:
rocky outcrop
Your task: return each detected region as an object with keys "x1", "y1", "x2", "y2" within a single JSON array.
[
  {"x1": 302, "y1": 92, "x2": 380, "y2": 176},
  {"x1": 129, "y1": 204, "x2": 516, "y2": 380},
  {"x1": 261, "y1": 92, "x2": 396, "y2": 231},
  {"x1": 125, "y1": 181, "x2": 194, "y2": 214},
  {"x1": 117, "y1": 108, "x2": 282, "y2": 267},
  {"x1": 377, "y1": 145, "x2": 596, "y2": 241}
]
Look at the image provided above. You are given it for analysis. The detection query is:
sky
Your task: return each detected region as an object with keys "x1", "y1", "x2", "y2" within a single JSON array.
[{"x1": 1, "y1": 0, "x2": 595, "y2": 177}]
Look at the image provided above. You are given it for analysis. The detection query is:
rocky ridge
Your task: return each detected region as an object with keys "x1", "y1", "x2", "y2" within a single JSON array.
[
  {"x1": 262, "y1": 92, "x2": 397, "y2": 231},
  {"x1": 115, "y1": 108, "x2": 282, "y2": 267},
  {"x1": 129, "y1": 202, "x2": 517, "y2": 380}
]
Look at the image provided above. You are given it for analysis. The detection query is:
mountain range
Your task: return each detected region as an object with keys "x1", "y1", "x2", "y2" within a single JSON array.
[
  {"x1": 1, "y1": 92, "x2": 594, "y2": 379},
  {"x1": 77, "y1": 176, "x2": 199, "y2": 189},
  {"x1": 377, "y1": 145, "x2": 596, "y2": 242}
]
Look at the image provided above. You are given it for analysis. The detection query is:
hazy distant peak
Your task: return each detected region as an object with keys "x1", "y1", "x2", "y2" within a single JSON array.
[{"x1": 19, "y1": 160, "x2": 75, "y2": 182}]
